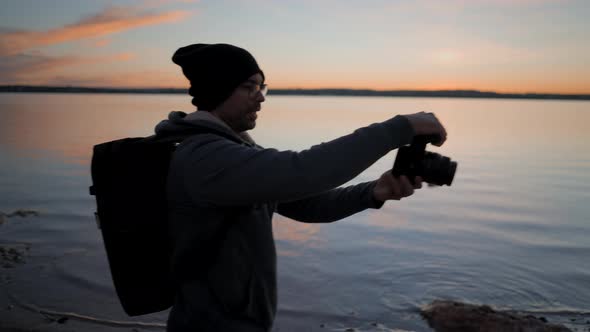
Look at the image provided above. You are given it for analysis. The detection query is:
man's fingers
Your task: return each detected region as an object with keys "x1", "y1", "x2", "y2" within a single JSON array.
[
  {"x1": 414, "y1": 176, "x2": 423, "y2": 189},
  {"x1": 432, "y1": 133, "x2": 447, "y2": 146},
  {"x1": 428, "y1": 113, "x2": 447, "y2": 146},
  {"x1": 432, "y1": 125, "x2": 447, "y2": 146},
  {"x1": 388, "y1": 174, "x2": 402, "y2": 199},
  {"x1": 399, "y1": 176, "x2": 414, "y2": 197},
  {"x1": 384, "y1": 173, "x2": 424, "y2": 201}
]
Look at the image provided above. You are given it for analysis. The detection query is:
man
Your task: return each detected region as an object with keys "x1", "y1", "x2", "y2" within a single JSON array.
[{"x1": 157, "y1": 43, "x2": 447, "y2": 331}]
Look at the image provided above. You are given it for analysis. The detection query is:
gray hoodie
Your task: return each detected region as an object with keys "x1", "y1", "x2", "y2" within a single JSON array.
[{"x1": 155, "y1": 111, "x2": 415, "y2": 331}]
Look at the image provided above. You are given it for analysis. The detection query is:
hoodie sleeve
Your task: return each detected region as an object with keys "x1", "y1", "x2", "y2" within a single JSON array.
[
  {"x1": 171, "y1": 115, "x2": 414, "y2": 206},
  {"x1": 276, "y1": 181, "x2": 384, "y2": 223}
]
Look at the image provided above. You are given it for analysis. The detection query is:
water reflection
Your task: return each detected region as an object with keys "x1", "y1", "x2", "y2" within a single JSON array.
[
  {"x1": 1, "y1": 93, "x2": 590, "y2": 328},
  {"x1": 359, "y1": 207, "x2": 411, "y2": 230},
  {"x1": 272, "y1": 215, "x2": 323, "y2": 257},
  {"x1": 2, "y1": 94, "x2": 589, "y2": 166},
  {"x1": 0, "y1": 93, "x2": 189, "y2": 165}
]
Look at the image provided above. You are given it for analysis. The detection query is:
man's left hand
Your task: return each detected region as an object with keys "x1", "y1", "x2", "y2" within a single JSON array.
[{"x1": 373, "y1": 171, "x2": 423, "y2": 203}]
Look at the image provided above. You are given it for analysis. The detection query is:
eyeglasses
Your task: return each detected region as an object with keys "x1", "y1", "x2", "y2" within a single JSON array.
[{"x1": 241, "y1": 80, "x2": 268, "y2": 98}]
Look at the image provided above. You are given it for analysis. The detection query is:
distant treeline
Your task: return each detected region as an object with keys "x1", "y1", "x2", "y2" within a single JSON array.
[{"x1": 1, "y1": 85, "x2": 589, "y2": 101}]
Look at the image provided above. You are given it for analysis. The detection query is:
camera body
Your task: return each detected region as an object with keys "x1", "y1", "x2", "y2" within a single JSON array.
[{"x1": 392, "y1": 135, "x2": 457, "y2": 186}]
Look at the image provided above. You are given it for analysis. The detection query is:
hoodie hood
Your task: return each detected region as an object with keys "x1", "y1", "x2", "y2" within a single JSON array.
[{"x1": 154, "y1": 111, "x2": 256, "y2": 145}]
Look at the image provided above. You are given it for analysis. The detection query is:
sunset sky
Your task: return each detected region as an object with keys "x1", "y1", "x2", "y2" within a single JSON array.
[{"x1": 1, "y1": 0, "x2": 588, "y2": 94}]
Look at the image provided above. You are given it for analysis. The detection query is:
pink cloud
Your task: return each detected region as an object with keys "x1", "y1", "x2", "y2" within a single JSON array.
[
  {"x1": 421, "y1": 0, "x2": 569, "y2": 5},
  {"x1": 143, "y1": 0, "x2": 199, "y2": 6},
  {"x1": 382, "y1": 0, "x2": 570, "y2": 14},
  {"x1": 0, "y1": 6, "x2": 191, "y2": 56}
]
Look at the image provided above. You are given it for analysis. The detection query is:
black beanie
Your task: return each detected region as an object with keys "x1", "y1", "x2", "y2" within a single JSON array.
[{"x1": 172, "y1": 43, "x2": 265, "y2": 110}]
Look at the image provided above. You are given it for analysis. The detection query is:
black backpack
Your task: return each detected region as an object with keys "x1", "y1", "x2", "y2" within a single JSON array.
[{"x1": 89, "y1": 127, "x2": 240, "y2": 316}]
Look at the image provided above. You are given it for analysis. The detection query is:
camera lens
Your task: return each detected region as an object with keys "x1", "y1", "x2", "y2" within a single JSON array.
[{"x1": 421, "y1": 152, "x2": 457, "y2": 186}]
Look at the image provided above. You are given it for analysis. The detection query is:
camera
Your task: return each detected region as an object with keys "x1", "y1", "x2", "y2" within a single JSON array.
[{"x1": 392, "y1": 135, "x2": 457, "y2": 186}]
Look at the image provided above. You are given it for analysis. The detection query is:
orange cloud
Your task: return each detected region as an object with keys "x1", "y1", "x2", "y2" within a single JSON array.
[
  {"x1": 0, "y1": 6, "x2": 191, "y2": 56},
  {"x1": 92, "y1": 38, "x2": 111, "y2": 48},
  {"x1": 0, "y1": 53, "x2": 136, "y2": 84}
]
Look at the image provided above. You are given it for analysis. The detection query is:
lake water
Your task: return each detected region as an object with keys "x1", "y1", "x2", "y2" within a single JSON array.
[{"x1": 0, "y1": 93, "x2": 589, "y2": 332}]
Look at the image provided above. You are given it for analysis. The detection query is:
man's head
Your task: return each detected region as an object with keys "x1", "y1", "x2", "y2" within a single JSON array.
[
  {"x1": 172, "y1": 43, "x2": 264, "y2": 106},
  {"x1": 209, "y1": 72, "x2": 266, "y2": 132}
]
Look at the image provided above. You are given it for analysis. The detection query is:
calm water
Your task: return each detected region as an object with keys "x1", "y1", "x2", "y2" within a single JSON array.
[{"x1": 0, "y1": 93, "x2": 589, "y2": 331}]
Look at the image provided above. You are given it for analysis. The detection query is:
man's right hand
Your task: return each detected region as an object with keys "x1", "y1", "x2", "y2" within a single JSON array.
[{"x1": 403, "y1": 112, "x2": 447, "y2": 146}]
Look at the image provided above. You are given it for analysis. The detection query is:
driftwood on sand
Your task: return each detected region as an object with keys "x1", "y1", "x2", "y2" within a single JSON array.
[
  {"x1": 0, "y1": 210, "x2": 38, "y2": 268},
  {"x1": 421, "y1": 300, "x2": 572, "y2": 332}
]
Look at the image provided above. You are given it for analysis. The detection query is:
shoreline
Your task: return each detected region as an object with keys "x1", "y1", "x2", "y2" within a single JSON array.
[{"x1": 1, "y1": 85, "x2": 589, "y2": 101}]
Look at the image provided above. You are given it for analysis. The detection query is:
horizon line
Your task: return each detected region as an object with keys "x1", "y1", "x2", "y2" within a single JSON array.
[{"x1": 1, "y1": 85, "x2": 589, "y2": 101}]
